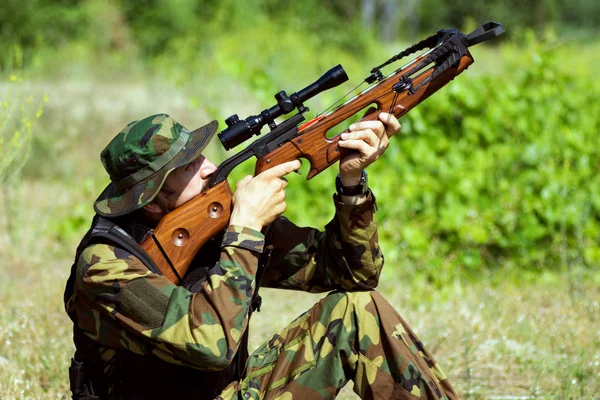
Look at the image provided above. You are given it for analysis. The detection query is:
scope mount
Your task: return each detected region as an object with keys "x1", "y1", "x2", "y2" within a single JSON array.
[
  {"x1": 224, "y1": 90, "x2": 308, "y2": 134},
  {"x1": 218, "y1": 64, "x2": 348, "y2": 151}
]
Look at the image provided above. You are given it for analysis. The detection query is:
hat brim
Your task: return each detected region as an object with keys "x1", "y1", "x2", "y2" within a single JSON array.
[{"x1": 93, "y1": 120, "x2": 219, "y2": 218}]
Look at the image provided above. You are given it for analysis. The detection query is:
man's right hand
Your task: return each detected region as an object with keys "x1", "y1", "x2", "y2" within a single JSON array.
[{"x1": 229, "y1": 160, "x2": 301, "y2": 231}]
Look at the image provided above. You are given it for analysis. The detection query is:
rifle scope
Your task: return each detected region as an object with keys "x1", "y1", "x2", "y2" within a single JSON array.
[{"x1": 218, "y1": 64, "x2": 348, "y2": 150}]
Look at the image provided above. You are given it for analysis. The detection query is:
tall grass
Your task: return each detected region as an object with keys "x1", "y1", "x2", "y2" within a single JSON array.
[{"x1": 0, "y1": 50, "x2": 46, "y2": 261}]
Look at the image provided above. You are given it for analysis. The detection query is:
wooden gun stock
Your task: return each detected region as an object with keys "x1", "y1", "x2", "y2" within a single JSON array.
[{"x1": 139, "y1": 180, "x2": 233, "y2": 284}]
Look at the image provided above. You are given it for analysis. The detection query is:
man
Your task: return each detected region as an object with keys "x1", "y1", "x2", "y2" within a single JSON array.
[{"x1": 64, "y1": 113, "x2": 457, "y2": 399}]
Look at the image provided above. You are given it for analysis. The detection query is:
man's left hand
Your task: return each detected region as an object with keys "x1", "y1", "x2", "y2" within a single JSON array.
[{"x1": 338, "y1": 112, "x2": 401, "y2": 186}]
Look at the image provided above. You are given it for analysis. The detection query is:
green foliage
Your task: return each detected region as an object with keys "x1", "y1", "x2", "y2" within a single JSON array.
[
  {"x1": 48, "y1": 178, "x2": 97, "y2": 243},
  {"x1": 3, "y1": 0, "x2": 599, "y2": 69},
  {"x1": 0, "y1": 0, "x2": 89, "y2": 66},
  {"x1": 120, "y1": 0, "x2": 372, "y2": 57},
  {"x1": 360, "y1": 37, "x2": 600, "y2": 283},
  {"x1": 418, "y1": 0, "x2": 600, "y2": 38}
]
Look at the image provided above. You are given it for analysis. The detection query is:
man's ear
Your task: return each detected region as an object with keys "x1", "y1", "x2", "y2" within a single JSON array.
[{"x1": 143, "y1": 201, "x2": 163, "y2": 214}]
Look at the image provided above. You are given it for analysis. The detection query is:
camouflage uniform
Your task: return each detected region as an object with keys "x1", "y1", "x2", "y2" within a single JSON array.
[{"x1": 64, "y1": 114, "x2": 457, "y2": 399}]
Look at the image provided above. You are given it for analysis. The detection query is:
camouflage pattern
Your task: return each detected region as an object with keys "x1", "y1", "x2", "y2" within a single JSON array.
[
  {"x1": 94, "y1": 114, "x2": 218, "y2": 218},
  {"x1": 66, "y1": 192, "x2": 456, "y2": 399},
  {"x1": 260, "y1": 194, "x2": 385, "y2": 292},
  {"x1": 217, "y1": 290, "x2": 456, "y2": 400},
  {"x1": 66, "y1": 223, "x2": 263, "y2": 370}
]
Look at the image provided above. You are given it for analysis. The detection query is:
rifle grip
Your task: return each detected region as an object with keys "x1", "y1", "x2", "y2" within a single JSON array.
[{"x1": 255, "y1": 141, "x2": 304, "y2": 174}]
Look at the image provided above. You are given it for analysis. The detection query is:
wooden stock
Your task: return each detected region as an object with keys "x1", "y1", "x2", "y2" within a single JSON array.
[
  {"x1": 144, "y1": 52, "x2": 474, "y2": 284},
  {"x1": 139, "y1": 180, "x2": 233, "y2": 284}
]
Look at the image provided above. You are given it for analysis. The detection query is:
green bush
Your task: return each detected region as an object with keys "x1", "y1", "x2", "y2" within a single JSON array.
[{"x1": 361, "y1": 38, "x2": 600, "y2": 282}]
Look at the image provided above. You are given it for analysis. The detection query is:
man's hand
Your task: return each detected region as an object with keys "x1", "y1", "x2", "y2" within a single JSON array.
[
  {"x1": 338, "y1": 112, "x2": 401, "y2": 186},
  {"x1": 230, "y1": 160, "x2": 301, "y2": 231}
]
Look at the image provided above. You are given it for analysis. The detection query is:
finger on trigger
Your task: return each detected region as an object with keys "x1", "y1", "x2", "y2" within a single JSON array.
[{"x1": 270, "y1": 159, "x2": 301, "y2": 177}]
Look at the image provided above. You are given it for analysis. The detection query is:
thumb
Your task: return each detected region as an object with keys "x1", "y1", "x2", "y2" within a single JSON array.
[{"x1": 236, "y1": 175, "x2": 253, "y2": 189}]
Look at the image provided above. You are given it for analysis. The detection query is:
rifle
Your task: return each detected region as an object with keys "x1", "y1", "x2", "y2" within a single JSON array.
[{"x1": 140, "y1": 22, "x2": 505, "y2": 284}]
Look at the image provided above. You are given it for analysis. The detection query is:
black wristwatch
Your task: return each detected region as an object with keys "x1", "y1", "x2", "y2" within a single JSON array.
[{"x1": 336, "y1": 170, "x2": 368, "y2": 196}]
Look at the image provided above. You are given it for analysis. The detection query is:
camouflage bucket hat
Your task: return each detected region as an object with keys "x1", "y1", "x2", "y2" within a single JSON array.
[{"x1": 94, "y1": 113, "x2": 218, "y2": 217}]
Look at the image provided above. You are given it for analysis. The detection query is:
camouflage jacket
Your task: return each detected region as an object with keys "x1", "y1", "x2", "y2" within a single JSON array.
[{"x1": 65, "y1": 192, "x2": 383, "y2": 374}]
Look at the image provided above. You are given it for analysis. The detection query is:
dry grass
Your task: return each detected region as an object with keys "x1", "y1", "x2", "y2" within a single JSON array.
[
  {"x1": 1, "y1": 235, "x2": 599, "y2": 399},
  {"x1": 251, "y1": 279, "x2": 600, "y2": 399}
]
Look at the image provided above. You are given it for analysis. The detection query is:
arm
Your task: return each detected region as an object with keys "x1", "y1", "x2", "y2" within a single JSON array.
[
  {"x1": 261, "y1": 190, "x2": 382, "y2": 292},
  {"x1": 261, "y1": 113, "x2": 399, "y2": 292},
  {"x1": 66, "y1": 225, "x2": 264, "y2": 370}
]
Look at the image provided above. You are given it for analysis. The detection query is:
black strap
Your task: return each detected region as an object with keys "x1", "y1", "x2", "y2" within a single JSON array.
[
  {"x1": 64, "y1": 215, "x2": 161, "y2": 314},
  {"x1": 69, "y1": 354, "x2": 100, "y2": 399},
  {"x1": 466, "y1": 21, "x2": 505, "y2": 47}
]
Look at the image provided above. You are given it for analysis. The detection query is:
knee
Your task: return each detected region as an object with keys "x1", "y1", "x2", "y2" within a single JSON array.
[
  {"x1": 320, "y1": 290, "x2": 378, "y2": 319},
  {"x1": 324, "y1": 289, "x2": 374, "y2": 304},
  {"x1": 320, "y1": 290, "x2": 398, "y2": 323},
  {"x1": 342, "y1": 290, "x2": 376, "y2": 307},
  {"x1": 317, "y1": 291, "x2": 382, "y2": 340}
]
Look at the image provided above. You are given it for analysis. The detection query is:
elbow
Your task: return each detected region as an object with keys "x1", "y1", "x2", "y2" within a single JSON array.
[
  {"x1": 360, "y1": 253, "x2": 384, "y2": 289},
  {"x1": 346, "y1": 267, "x2": 382, "y2": 290},
  {"x1": 340, "y1": 252, "x2": 384, "y2": 290},
  {"x1": 360, "y1": 270, "x2": 381, "y2": 290},
  {"x1": 185, "y1": 341, "x2": 240, "y2": 371},
  {"x1": 209, "y1": 349, "x2": 237, "y2": 370},
  {"x1": 201, "y1": 326, "x2": 247, "y2": 370}
]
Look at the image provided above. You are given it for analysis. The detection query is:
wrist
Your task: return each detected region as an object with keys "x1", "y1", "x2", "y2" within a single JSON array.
[
  {"x1": 339, "y1": 171, "x2": 363, "y2": 186},
  {"x1": 336, "y1": 170, "x2": 368, "y2": 197},
  {"x1": 229, "y1": 213, "x2": 262, "y2": 232}
]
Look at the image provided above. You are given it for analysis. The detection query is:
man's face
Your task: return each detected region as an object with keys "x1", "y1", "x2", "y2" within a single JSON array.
[{"x1": 162, "y1": 155, "x2": 217, "y2": 210}]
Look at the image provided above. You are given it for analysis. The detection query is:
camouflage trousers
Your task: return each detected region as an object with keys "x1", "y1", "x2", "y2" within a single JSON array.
[{"x1": 217, "y1": 290, "x2": 457, "y2": 400}]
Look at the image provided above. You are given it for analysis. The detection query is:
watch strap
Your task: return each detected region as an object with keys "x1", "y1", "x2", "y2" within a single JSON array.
[{"x1": 336, "y1": 170, "x2": 368, "y2": 196}]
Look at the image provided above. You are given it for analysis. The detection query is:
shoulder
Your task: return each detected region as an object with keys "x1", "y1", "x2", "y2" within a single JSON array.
[{"x1": 76, "y1": 242, "x2": 153, "y2": 287}]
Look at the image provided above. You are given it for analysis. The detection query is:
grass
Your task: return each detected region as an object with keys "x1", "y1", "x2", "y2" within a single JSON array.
[
  {"x1": 253, "y1": 277, "x2": 600, "y2": 399},
  {"x1": 1, "y1": 217, "x2": 599, "y2": 399},
  {"x1": 1, "y1": 70, "x2": 599, "y2": 399}
]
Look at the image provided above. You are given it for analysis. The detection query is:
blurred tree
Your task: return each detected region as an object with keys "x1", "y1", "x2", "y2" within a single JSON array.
[
  {"x1": 0, "y1": 0, "x2": 87, "y2": 65},
  {"x1": 0, "y1": 0, "x2": 598, "y2": 66},
  {"x1": 362, "y1": 0, "x2": 376, "y2": 30},
  {"x1": 120, "y1": 0, "x2": 199, "y2": 56},
  {"x1": 380, "y1": 0, "x2": 399, "y2": 42}
]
